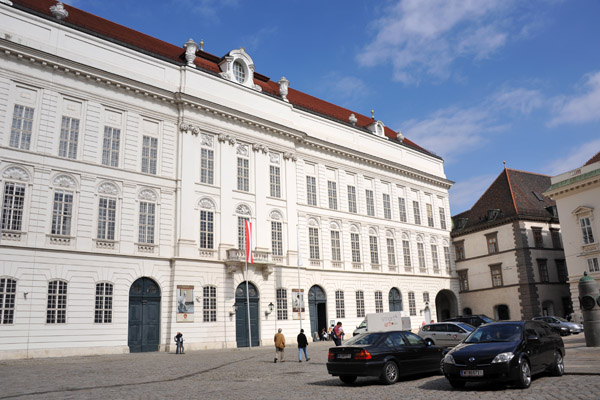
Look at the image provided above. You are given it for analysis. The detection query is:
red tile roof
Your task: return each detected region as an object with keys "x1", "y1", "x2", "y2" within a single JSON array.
[
  {"x1": 10, "y1": 0, "x2": 436, "y2": 159},
  {"x1": 584, "y1": 151, "x2": 600, "y2": 167}
]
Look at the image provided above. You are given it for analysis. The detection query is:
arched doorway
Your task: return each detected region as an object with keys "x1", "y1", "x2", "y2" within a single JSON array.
[
  {"x1": 128, "y1": 277, "x2": 161, "y2": 353},
  {"x1": 495, "y1": 304, "x2": 510, "y2": 320},
  {"x1": 235, "y1": 282, "x2": 260, "y2": 347},
  {"x1": 435, "y1": 289, "x2": 458, "y2": 322},
  {"x1": 308, "y1": 285, "x2": 327, "y2": 337},
  {"x1": 389, "y1": 287, "x2": 403, "y2": 311},
  {"x1": 542, "y1": 300, "x2": 555, "y2": 316}
]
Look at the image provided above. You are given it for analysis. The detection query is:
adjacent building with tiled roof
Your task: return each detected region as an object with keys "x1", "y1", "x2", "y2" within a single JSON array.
[
  {"x1": 0, "y1": 1, "x2": 458, "y2": 358},
  {"x1": 452, "y1": 168, "x2": 570, "y2": 321}
]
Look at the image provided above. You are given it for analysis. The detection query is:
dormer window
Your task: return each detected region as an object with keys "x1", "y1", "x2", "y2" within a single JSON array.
[
  {"x1": 233, "y1": 61, "x2": 246, "y2": 83},
  {"x1": 219, "y1": 48, "x2": 262, "y2": 92},
  {"x1": 366, "y1": 120, "x2": 386, "y2": 138}
]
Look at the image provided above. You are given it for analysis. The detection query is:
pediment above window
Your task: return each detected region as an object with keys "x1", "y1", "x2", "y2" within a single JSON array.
[
  {"x1": 572, "y1": 206, "x2": 594, "y2": 220},
  {"x1": 219, "y1": 48, "x2": 262, "y2": 92}
]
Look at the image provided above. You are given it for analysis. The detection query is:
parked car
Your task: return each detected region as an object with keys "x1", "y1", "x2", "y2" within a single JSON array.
[
  {"x1": 443, "y1": 321, "x2": 565, "y2": 389},
  {"x1": 532, "y1": 316, "x2": 583, "y2": 335},
  {"x1": 418, "y1": 322, "x2": 475, "y2": 347},
  {"x1": 327, "y1": 330, "x2": 445, "y2": 385},
  {"x1": 444, "y1": 314, "x2": 495, "y2": 327}
]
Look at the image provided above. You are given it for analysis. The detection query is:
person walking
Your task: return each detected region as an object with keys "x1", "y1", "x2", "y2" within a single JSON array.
[
  {"x1": 274, "y1": 328, "x2": 285, "y2": 363},
  {"x1": 175, "y1": 332, "x2": 184, "y2": 354},
  {"x1": 333, "y1": 322, "x2": 343, "y2": 346},
  {"x1": 297, "y1": 329, "x2": 310, "y2": 362}
]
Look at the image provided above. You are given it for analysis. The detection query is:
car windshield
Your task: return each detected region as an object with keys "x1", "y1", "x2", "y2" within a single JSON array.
[
  {"x1": 457, "y1": 323, "x2": 475, "y2": 332},
  {"x1": 343, "y1": 333, "x2": 382, "y2": 346},
  {"x1": 465, "y1": 324, "x2": 522, "y2": 343},
  {"x1": 554, "y1": 317, "x2": 568, "y2": 322}
]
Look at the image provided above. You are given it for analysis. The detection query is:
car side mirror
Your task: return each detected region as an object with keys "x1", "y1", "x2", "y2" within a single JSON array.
[{"x1": 527, "y1": 334, "x2": 539, "y2": 342}]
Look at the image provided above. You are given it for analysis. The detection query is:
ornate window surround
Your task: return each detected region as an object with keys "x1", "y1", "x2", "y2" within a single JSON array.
[{"x1": 218, "y1": 48, "x2": 262, "y2": 92}]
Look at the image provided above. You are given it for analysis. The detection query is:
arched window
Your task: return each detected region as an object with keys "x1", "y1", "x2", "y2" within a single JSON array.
[
  {"x1": 430, "y1": 238, "x2": 439, "y2": 273},
  {"x1": 1, "y1": 166, "x2": 30, "y2": 235},
  {"x1": 199, "y1": 198, "x2": 216, "y2": 249},
  {"x1": 0, "y1": 278, "x2": 17, "y2": 324},
  {"x1": 50, "y1": 174, "x2": 77, "y2": 237},
  {"x1": 416, "y1": 235, "x2": 426, "y2": 272},
  {"x1": 96, "y1": 182, "x2": 120, "y2": 243},
  {"x1": 330, "y1": 222, "x2": 342, "y2": 263},
  {"x1": 369, "y1": 228, "x2": 380, "y2": 266},
  {"x1": 495, "y1": 304, "x2": 510, "y2": 320},
  {"x1": 463, "y1": 307, "x2": 472, "y2": 316},
  {"x1": 386, "y1": 231, "x2": 397, "y2": 268},
  {"x1": 402, "y1": 232, "x2": 412, "y2": 270},
  {"x1": 270, "y1": 211, "x2": 284, "y2": 257},
  {"x1": 350, "y1": 225, "x2": 361, "y2": 264},
  {"x1": 308, "y1": 219, "x2": 321, "y2": 260},
  {"x1": 235, "y1": 204, "x2": 252, "y2": 251},
  {"x1": 138, "y1": 189, "x2": 158, "y2": 245}
]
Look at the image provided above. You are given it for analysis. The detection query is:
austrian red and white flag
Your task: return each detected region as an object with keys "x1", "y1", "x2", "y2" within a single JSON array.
[{"x1": 245, "y1": 220, "x2": 253, "y2": 263}]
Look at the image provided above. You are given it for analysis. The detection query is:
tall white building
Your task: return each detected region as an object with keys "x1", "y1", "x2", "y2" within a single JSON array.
[{"x1": 0, "y1": 0, "x2": 458, "y2": 359}]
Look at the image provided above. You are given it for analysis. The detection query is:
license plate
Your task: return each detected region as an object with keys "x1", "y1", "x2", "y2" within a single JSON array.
[
  {"x1": 460, "y1": 370, "x2": 484, "y2": 377},
  {"x1": 337, "y1": 354, "x2": 351, "y2": 359}
]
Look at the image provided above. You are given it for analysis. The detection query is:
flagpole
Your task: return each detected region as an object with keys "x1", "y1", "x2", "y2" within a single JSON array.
[
  {"x1": 245, "y1": 258, "x2": 251, "y2": 349},
  {"x1": 296, "y1": 225, "x2": 303, "y2": 332}
]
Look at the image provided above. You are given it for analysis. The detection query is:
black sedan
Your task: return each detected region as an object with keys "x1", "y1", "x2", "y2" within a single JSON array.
[
  {"x1": 327, "y1": 330, "x2": 445, "y2": 385},
  {"x1": 443, "y1": 321, "x2": 565, "y2": 389}
]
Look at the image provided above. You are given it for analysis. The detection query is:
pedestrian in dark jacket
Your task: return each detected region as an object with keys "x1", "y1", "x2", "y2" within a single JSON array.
[
  {"x1": 175, "y1": 332, "x2": 184, "y2": 354},
  {"x1": 297, "y1": 329, "x2": 310, "y2": 362}
]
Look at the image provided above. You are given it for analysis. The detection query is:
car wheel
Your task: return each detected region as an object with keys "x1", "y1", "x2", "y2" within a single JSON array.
[
  {"x1": 339, "y1": 375, "x2": 357, "y2": 384},
  {"x1": 380, "y1": 361, "x2": 399, "y2": 385},
  {"x1": 516, "y1": 358, "x2": 531, "y2": 389},
  {"x1": 439, "y1": 357, "x2": 445, "y2": 375},
  {"x1": 449, "y1": 379, "x2": 466, "y2": 389},
  {"x1": 551, "y1": 351, "x2": 564, "y2": 376},
  {"x1": 425, "y1": 339, "x2": 434, "y2": 346}
]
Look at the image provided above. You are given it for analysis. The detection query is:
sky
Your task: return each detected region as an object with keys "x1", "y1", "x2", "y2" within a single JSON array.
[{"x1": 67, "y1": 0, "x2": 600, "y2": 215}]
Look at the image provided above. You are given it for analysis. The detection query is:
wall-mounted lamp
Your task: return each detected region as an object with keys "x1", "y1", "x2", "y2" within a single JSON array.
[
  {"x1": 229, "y1": 303, "x2": 238, "y2": 317},
  {"x1": 24, "y1": 292, "x2": 29, "y2": 299},
  {"x1": 265, "y1": 302, "x2": 274, "y2": 316}
]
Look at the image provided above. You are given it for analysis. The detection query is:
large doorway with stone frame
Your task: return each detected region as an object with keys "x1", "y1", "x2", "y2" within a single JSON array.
[
  {"x1": 235, "y1": 281, "x2": 260, "y2": 348},
  {"x1": 308, "y1": 285, "x2": 327, "y2": 338},
  {"x1": 435, "y1": 289, "x2": 458, "y2": 322},
  {"x1": 128, "y1": 277, "x2": 161, "y2": 353}
]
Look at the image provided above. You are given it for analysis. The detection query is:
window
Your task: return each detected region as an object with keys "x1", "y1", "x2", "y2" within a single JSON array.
[
  {"x1": 426, "y1": 203, "x2": 434, "y2": 227},
  {"x1": 233, "y1": 61, "x2": 245, "y2": 83},
  {"x1": 328, "y1": 181, "x2": 338, "y2": 210},
  {"x1": 490, "y1": 264, "x2": 503, "y2": 287},
  {"x1": 2, "y1": 182, "x2": 26, "y2": 232},
  {"x1": 383, "y1": 194, "x2": 392, "y2": 219},
  {"x1": 398, "y1": 198, "x2": 407, "y2": 222},
  {"x1": 402, "y1": 236, "x2": 412, "y2": 267},
  {"x1": 580, "y1": 217, "x2": 595, "y2": 244},
  {"x1": 387, "y1": 238, "x2": 396, "y2": 266},
  {"x1": 455, "y1": 241, "x2": 465, "y2": 260},
  {"x1": 203, "y1": 286, "x2": 217, "y2": 322},
  {"x1": 556, "y1": 259, "x2": 568, "y2": 282},
  {"x1": 237, "y1": 157, "x2": 249, "y2": 192},
  {"x1": 351, "y1": 232, "x2": 361, "y2": 263},
  {"x1": 532, "y1": 227, "x2": 543, "y2": 248},
  {"x1": 413, "y1": 201, "x2": 421, "y2": 225},
  {"x1": 375, "y1": 291, "x2": 384, "y2": 313},
  {"x1": 486, "y1": 232, "x2": 498, "y2": 254},
  {"x1": 97, "y1": 196, "x2": 117, "y2": 240},
  {"x1": 271, "y1": 221, "x2": 283, "y2": 256},
  {"x1": 366, "y1": 189, "x2": 375, "y2": 216},
  {"x1": 431, "y1": 244, "x2": 439, "y2": 272},
  {"x1": 238, "y1": 216, "x2": 249, "y2": 251},
  {"x1": 347, "y1": 185, "x2": 357, "y2": 213},
  {"x1": 335, "y1": 290, "x2": 345, "y2": 319},
  {"x1": 141, "y1": 135, "x2": 158, "y2": 174},
  {"x1": 535, "y1": 259, "x2": 550, "y2": 283},
  {"x1": 138, "y1": 201, "x2": 156, "y2": 244},
  {"x1": 588, "y1": 258, "x2": 600, "y2": 272},
  {"x1": 51, "y1": 190, "x2": 73, "y2": 236},
  {"x1": 439, "y1": 207, "x2": 447, "y2": 230},
  {"x1": 369, "y1": 235, "x2": 379, "y2": 265},
  {"x1": 0, "y1": 278, "x2": 16, "y2": 324},
  {"x1": 551, "y1": 229, "x2": 562, "y2": 249},
  {"x1": 408, "y1": 292, "x2": 416, "y2": 316},
  {"x1": 423, "y1": 291, "x2": 430, "y2": 304},
  {"x1": 330, "y1": 229, "x2": 341, "y2": 261},
  {"x1": 58, "y1": 116, "x2": 80, "y2": 159},
  {"x1": 444, "y1": 246, "x2": 451, "y2": 273},
  {"x1": 309, "y1": 227, "x2": 320, "y2": 259},
  {"x1": 356, "y1": 291, "x2": 365, "y2": 318},
  {"x1": 270, "y1": 165, "x2": 281, "y2": 198},
  {"x1": 47, "y1": 280, "x2": 67, "y2": 324},
  {"x1": 94, "y1": 282, "x2": 113, "y2": 323},
  {"x1": 102, "y1": 127, "x2": 120, "y2": 167},
  {"x1": 458, "y1": 270, "x2": 469, "y2": 291},
  {"x1": 200, "y1": 210, "x2": 214, "y2": 249},
  {"x1": 200, "y1": 148, "x2": 214, "y2": 185},
  {"x1": 306, "y1": 176, "x2": 317, "y2": 206},
  {"x1": 417, "y1": 242, "x2": 426, "y2": 272},
  {"x1": 10, "y1": 104, "x2": 35, "y2": 150},
  {"x1": 276, "y1": 288, "x2": 288, "y2": 320}
]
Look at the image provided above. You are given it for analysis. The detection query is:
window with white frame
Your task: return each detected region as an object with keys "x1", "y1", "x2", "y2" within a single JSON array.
[
  {"x1": 276, "y1": 288, "x2": 288, "y2": 320},
  {"x1": 369, "y1": 234, "x2": 380, "y2": 265},
  {"x1": 431, "y1": 243, "x2": 439, "y2": 272},
  {"x1": 271, "y1": 221, "x2": 283, "y2": 256},
  {"x1": 203, "y1": 285, "x2": 217, "y2": 322},
  {"x1": 423, "y1": 291, "x2": 430, "y2": 304},
  {"x1": 141, "y1": 135, "x2": 158, "y2": 174},
  {"x1": 237, "y1": 155, "x2": 249, "y2": 192},
  {"x1": 2, "y1": 181, "x2": 26, "y2": 232},
  {"x1": 94, "y1": 282, "x2": 113, "y2": 323},
  {"x1": 309, "y1": 226, "x2": 320, "y2": 259},
  {"x1": 10, "y1": 104, "x2": 34, "y2": 150},
  {"x1": 335, "y1": 290, "x2": 345, "y2": 318},
  {"x1": 375, "y1": 290, "x2": 383, "y2": 313},
  {"x1": 270, "y1": 165, "x2": 281, "y2": 198},
  {"x1": 47, "y1": 280, "x2": 67, "y2": 324},
  {"x1": 490, "y1": 264, "x2": 503, "y2": 287},
  {"x1": 486, "y1": 232, "x2": 499, "y2": 254},
  {"x1": 330, "y1": 227, "x2": 342, "y2": 262},
  {"x1": 328, "y1": 180, "x2": 338, "y2": 210},
  {"x1": 97, "y1": 196, "x2": 117, "y2": 241},
  {"x1": 366, "y1": 189, "x2": 375, "y2": 216},
  {"x1": 580, "y1": 217, "x2": 595, "y2": 244},
  {"x1": 402, "y1": 234, "x2": 412, "y2": 267},
  {"x1": 444, "y1": 245, "x2": 451, "y2": 272},
  {"x1": 417, "y1": 240, "x2": 426, "y2": 272},
  {"x1": 200, "y1": 208, "x2": 214, "y2": 249},
  {"x1": 588, "y1": 257, "x2": 600, "y2": 273},
  {"x1": 238, "y1": 215, "x2": 249, "y2": 251},
  {"x1": 413, "y1": 201, "x2": 421, "y2": 225},
  {"x1": 58, "y1": 116, "x2": 80, "y2": 159},
  {"x1": 102, "y1": 126, "x2": 121, "y2": 167},
  {"x1": 138, "y1": 201, "x2": 156, "y2": 244},
  {"x1": 351, "y1": 232, "x2": 361, "y2": 263},
  {"x1": 356, "y1": 290, "x2": 365, "y2": 318},
  {"x1": 387, "y1": 237, "x2": 397, "y2": 266},
  {"x1": 458, "y1": 270, "x2": 469, "y2": 291},
  {"x1": 200, "y1": 136, "x2": 215, "y2": 185},
  {"x1": 347, "y1": 185, "x2": 357, "y2": 213},
  {"x1": 383, "y1": 193, "x2": 392, "y2": 219},
  {"x1": 426, "y1": 203, "x2": 434, "y2": 227},
  {"x1": 439, "y1": 207, "x2": 447, "y2": 230},
  {"x1": 51, "y1": 189, "x2": 73, "y2": 236},
  {"x1": 0, "y1": 278, "x2": 16, "y2": 324},
  {"x1": 398, "y1": 197, "x2": 407, "y2": 222},
  {"x1": 408, "y1": 291, "x2": 416, "y2": 316},
  {"x1": 306, "y1": 176, "x2": 317, "y2": 206}
]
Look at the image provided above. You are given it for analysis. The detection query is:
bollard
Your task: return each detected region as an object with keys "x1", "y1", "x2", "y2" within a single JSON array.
[{"x1": 578, "y1": 272, "x2": 600, "y2": 347}]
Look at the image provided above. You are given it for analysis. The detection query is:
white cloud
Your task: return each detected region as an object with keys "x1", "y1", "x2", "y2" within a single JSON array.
[
  {"x1": 358, "y1": 0, "x2": 543, "y2": 84},
  {"x1": 549, "y1": 71, "x2": 600, "y2": 126},
  {"x1": 449, "y1": 173, "x2": 497, "y2": 214},
  {"x1": 174, "y1": 0, "x2": 239, "y2": 22},
  {"x1": 541, "y1": 138, "x2": 600, "y2": 175},
  {"x1": 490, "y1": 87, "x2": 545, "y2": 114},
  {"x1": 318, "y1": 73, "x2": 371, "y2": 106}
]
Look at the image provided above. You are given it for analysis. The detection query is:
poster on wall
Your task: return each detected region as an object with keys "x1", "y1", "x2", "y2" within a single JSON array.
[
  {"x1": 292, "y1": 288, "x2": 305, "y2": 320},
  {"x1": 176, "y1": 285, "x2": 194, "y2": 322}
]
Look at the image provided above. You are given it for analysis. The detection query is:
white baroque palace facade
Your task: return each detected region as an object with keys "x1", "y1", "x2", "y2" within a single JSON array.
[{"x1": 0, "y1": 1, "x2": 458, "y2": 359}]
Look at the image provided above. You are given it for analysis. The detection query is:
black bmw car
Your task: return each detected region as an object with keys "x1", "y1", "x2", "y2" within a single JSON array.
[
  {"x1": 443, "y1": 321, "x2": 565, "y2": 389},
  {"x1": 327, "y1": 330, "x2": 445, "y2": 385}
]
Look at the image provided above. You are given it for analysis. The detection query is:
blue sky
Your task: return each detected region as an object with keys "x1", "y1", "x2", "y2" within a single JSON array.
[{"x1": 69, "y1": 0, "x2": 600, "y2": 214}]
